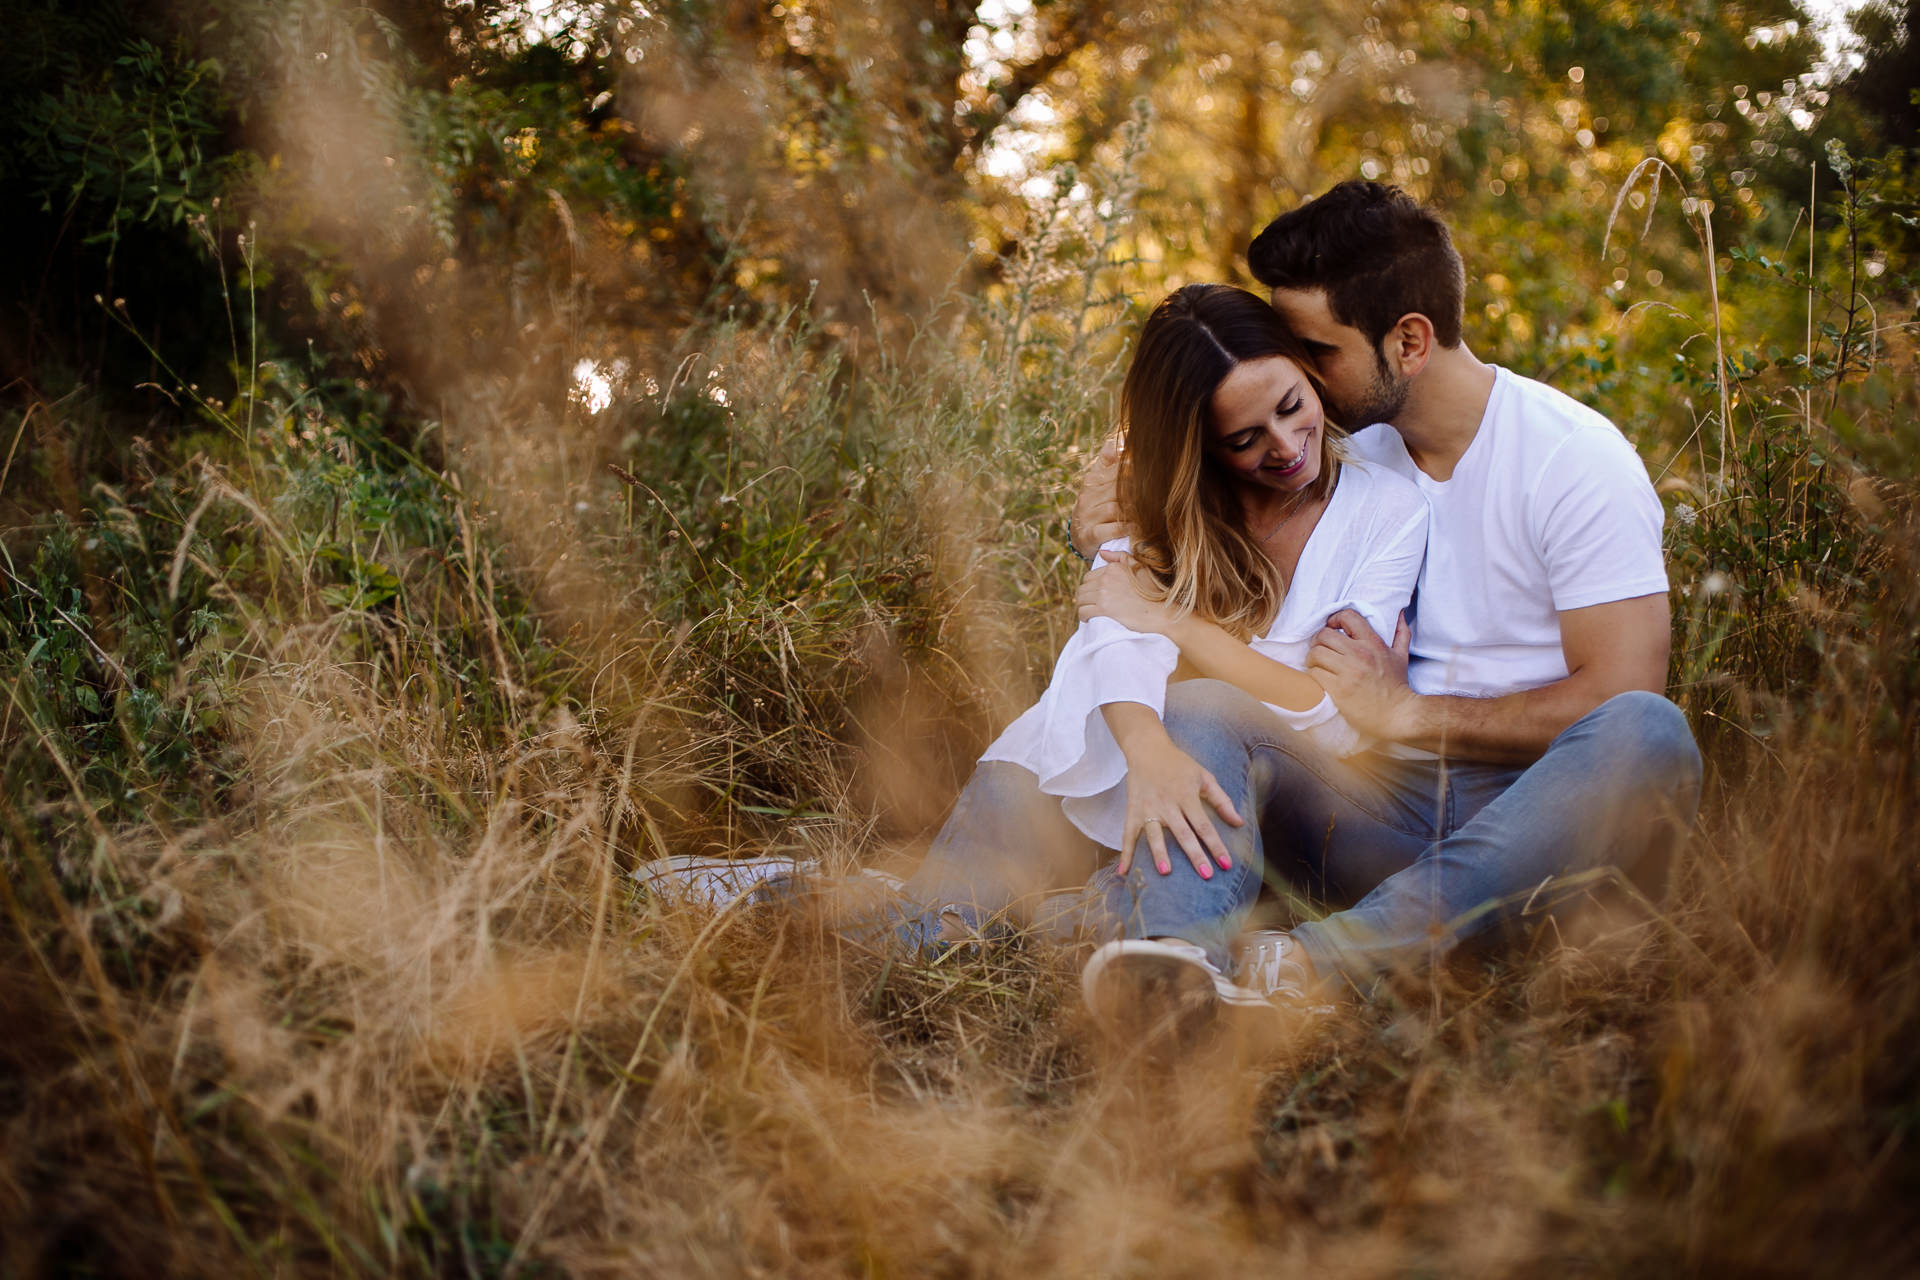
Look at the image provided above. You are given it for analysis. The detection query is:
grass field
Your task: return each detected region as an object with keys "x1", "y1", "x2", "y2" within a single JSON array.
[{"x1": 4, "y1": 114, "x2": 1919, "y2": 1278}]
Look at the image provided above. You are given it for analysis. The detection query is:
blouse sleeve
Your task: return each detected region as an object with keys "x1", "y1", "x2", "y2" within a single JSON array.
[
  {"x1": 1340, "y1": 496, "x2": 1430, "y2": 646},
  {"x1": 1246, "y1": 486, "x2": 1430, "y2": 757},
  {"x1": 977, "y1": 539, "x2": 1179, "y2": 797}
]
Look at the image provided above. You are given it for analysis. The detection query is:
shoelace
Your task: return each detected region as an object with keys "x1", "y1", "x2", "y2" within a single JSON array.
[
  {"x1": 1237, "y1": 936, "x2": 1341, "y2": 1015},
  {"x1": 1237, "y1": 936, "x2": 1311, "y2": 997}
]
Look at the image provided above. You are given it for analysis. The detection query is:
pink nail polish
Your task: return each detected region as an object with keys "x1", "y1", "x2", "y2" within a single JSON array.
[
  {"x1": 1218, "y1": 855, "x2": 1233, "y2": 869},
  {"x1": 1199, "y1": 865, "x2": 1213, "y2": 880}
]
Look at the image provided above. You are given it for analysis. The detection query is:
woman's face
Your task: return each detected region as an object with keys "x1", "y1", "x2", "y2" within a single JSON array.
[{"x1": 1205, "y1": 355, "x2": 1325, "y2": 496}]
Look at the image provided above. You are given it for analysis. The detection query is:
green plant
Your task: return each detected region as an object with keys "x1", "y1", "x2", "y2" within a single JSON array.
[
  {"x1": 15, "y1": 36, "x2": 237, "y2": 263},
  {"x1": 1652, "y1": 145, "x2": 1919, "y2": 747},
  {"x1": 3, "y1": 4, "x2": 1919, "y2": 1275}
]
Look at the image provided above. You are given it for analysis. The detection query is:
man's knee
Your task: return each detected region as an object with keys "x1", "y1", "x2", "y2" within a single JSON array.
[{"x1": 1578, "y1": 690, "x2": 1703, "y2": 801}]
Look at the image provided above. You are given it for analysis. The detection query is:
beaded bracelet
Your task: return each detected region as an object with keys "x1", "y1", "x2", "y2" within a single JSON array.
[{"x1": 1067, "y1": 515, "x2": 1096, "y2": 565}]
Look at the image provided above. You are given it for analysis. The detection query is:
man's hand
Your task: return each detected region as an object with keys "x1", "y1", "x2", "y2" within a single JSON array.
[
  {"x1": 1075, "y1": 550, "x2": 1175, "y2": 635},
  {"x1": 1307, "y1": 608, "x2": 1419, "y2": 740},
  {"x1": 1314, "y1": 594, "x2": 1670, "y2": 762},
  {"x1": 1069, "y1": 435, "x2": 1126, "y2": 558}
]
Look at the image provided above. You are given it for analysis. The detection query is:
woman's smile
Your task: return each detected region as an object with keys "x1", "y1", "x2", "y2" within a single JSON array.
[{"x1": 1262, "y1": 444, "x2": 1311, "y2": 477}]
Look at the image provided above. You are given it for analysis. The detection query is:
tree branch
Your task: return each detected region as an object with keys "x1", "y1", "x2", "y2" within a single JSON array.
[{"x1": 959, "y1": 1, "x2": 1124, "y2": 163}]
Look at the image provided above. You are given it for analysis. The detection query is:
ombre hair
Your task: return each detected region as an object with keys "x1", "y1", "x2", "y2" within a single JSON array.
[{"x1": 1118, "y1": 283, "x2": 1346, "y2": 639}]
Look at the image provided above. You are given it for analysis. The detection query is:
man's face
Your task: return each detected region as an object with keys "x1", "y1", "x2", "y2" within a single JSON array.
[{"x1": 1267, "y1": 287, "x2": 1410, "y2": 428}]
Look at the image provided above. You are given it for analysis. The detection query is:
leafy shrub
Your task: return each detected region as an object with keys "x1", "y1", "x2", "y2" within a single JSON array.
[{"x1": 1658, "y1": 148, "x2": 1920, "y2": 750}]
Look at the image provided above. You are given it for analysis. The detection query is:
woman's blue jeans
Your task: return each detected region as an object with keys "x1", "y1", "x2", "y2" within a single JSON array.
[{"x1": 903, "y1": 679, "x2": 1702, "y2": 981}]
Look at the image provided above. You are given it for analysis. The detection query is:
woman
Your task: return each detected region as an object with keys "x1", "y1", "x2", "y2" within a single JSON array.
[{"x1": 640, "y1": 284, "x2": 1427, "y2": 1026}]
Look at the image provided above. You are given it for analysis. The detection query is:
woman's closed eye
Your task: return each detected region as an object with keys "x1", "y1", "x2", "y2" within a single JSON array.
[{"x1": 1225, "y1": 400, "x2": 1301, "y2": 451}]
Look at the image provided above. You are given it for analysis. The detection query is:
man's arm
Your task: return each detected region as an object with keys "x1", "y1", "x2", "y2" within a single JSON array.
[
  {"x1": 1308, "y1": 593, "x2": 1671, "y2": 763},
  {"x1": 1069, "y1": 436, "x2": 1127, "y2": 559}
]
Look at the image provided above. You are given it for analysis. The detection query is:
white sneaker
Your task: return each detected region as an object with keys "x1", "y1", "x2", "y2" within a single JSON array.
[
  {"x1": 1080, "y1": 938, "x2": 1273, "y2": 1046},
  {"x1": 1231, "y1": 930, "x2": 1335, "y2": 1012},
  {"x1": 632, "y1": 854, "x2": 904, "y2": 914},
  {"x1": 631, "y1": 854, "x2": 815, "y2": 911}
]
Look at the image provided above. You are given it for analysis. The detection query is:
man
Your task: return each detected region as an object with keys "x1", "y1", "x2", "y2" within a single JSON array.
[{"x1": 1071, "y1": 180, "x2": 1701, "y2": 1003}]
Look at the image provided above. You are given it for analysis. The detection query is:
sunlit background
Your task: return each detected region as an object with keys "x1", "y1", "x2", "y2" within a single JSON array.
[{"x1": 2, "y1": 1, "x2": 1917, "y2": 1274}]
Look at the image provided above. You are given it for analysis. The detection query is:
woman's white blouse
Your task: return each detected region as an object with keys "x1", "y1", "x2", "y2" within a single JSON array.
[{"x1": 979, "y1": 458, "x2": 1429, "y2": 850}]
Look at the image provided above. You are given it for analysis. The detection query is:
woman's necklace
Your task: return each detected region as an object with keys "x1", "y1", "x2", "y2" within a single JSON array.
[{"x1": 1252, "y1": 490, "x2": 1312, "y2": 546}]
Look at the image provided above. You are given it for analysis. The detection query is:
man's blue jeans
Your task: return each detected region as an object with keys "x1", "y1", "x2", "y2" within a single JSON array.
[{"x1": 903, "y1": 680, "x2": 1702, "y2": 982}]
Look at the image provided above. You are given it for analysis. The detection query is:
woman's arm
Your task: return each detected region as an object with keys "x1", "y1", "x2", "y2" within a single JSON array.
[
  {"x1": 1162, "y1": 613, "x2": 1326, "y2": 711},
  {"x1": 1076, "y1": 551, "x2": 1325, "y2": 711}
]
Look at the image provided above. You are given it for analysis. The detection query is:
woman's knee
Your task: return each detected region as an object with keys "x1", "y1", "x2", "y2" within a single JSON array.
[{"x1": 1159, "y1": 679, "x2": 1272, "y2": 750}]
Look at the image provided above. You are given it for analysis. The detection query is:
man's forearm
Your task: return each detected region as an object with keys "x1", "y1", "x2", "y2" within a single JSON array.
[
  {"x1": 1395, "y1": 673, "x2": 1639, "y2": 763},
  {"x1": 1069, "y1": 436, "x2": 1127, "y2": 558},
  {"x1": 1069, "y1": 515, "x2": 1103, "y2": 561},
  {"x1": 1320, "y1": 595, "x2": 1674, "y2": 763}
]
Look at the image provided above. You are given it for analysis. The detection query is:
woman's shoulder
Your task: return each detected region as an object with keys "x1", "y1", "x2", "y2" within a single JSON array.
[{"x1": 1333, "y1": 454, "x2": 1428, "y2": 528}]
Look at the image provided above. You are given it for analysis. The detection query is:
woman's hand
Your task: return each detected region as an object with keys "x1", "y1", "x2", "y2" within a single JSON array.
[
  {"x1": 1076, "y1": 550, "x2": 1177, "y2": 636},
  {"x1": 1103, "y1": 707, "x2": 1243, "y2": 879}
]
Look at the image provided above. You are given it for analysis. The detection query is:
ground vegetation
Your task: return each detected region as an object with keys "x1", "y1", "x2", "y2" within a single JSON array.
[{"x1": 2, "y1": 1, "x2": 1917, "y2": 1274}]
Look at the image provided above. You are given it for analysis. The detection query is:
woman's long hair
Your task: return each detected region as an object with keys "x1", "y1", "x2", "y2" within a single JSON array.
[{"x1": 1118, "y1": 283, "x2": 1346, "y2": 639}]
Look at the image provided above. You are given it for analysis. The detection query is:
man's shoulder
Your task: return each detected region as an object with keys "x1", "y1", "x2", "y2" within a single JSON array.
[
  {"x1": 1491, "y1": 368, "x2": 1647, "y2": 480},
  {"x1": 1493, "y1": 367, "x2": 1627, "y2": 450},
  {"x1": 1497, "y1": 364, "x2": 1620, "y2": 435}
]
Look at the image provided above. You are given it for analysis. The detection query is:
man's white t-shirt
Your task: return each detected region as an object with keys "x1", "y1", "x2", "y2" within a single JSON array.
[{"x1": 1344, "y1": 366, "x2": 1668, "y2": 705}]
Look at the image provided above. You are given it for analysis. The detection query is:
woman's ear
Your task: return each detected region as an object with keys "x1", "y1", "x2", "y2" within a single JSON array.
[{"x1": 1384, "y1": 313, "x2": 1437, "y2": 378}]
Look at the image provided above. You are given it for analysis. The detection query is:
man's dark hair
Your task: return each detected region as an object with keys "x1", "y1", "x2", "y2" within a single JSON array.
[{"x1": 1246, "y1": 181, "x2": 1466, "y2": 350}]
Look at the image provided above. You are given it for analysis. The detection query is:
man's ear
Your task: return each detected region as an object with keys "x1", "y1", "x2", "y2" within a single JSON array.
[{"x1": 1382, "y1": 313, "x2": 1437, "y2": 378}]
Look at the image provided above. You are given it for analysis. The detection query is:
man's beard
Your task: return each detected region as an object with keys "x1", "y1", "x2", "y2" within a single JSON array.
[{"x1": 1330, "y1": 355, "x2": 1411, "y2": 428}]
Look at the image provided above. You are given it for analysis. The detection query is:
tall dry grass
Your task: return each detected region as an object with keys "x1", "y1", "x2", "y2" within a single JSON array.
[
  {"x1": 7, "y1": 604, "x2": 1916, "y2": 1275},
  {"x1": 4, "y1": 12, "x2": 1919, "y2": 1278}
]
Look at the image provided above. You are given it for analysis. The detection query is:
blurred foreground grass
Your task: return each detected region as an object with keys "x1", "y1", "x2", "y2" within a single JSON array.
[
  {"x1": 4, "y1": 4, "x2": 1920, "y2": 1274},
  {"x1": 5, "y1": 178, "x2": 1918, "y2": 1275}
]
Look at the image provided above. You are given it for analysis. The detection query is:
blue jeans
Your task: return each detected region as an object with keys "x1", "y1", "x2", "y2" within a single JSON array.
[
  {"x1": 899, "y1": 760, "x2": 1265, "y2": 971},
  {"x1": 902, "y1": 680, "x2": 1701, "y2": 981}
]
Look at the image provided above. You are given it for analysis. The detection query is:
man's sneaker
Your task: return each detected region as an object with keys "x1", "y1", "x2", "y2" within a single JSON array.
[
  {"x1": 1231, "y1": 929, "x2": 1336, "y2": 1013},
  {"x1": 1080, "y1": 938, "x2": 1274, "y2": 1048},
  {"x1": 837, "y1": 899, "x2": 1008, "y2": 962}
]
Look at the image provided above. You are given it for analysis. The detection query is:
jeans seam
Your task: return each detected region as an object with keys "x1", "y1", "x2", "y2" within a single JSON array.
[{"x1": 1230, "y1": 857, "x2": 1262, "y2": 912}]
